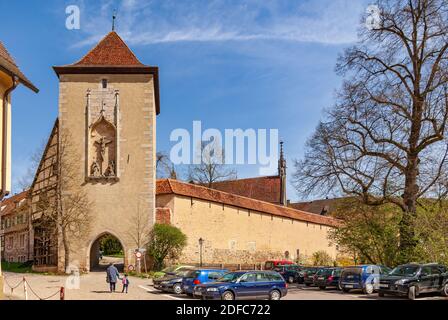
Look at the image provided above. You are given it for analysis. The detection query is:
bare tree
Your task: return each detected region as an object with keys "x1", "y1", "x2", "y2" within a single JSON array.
[
  {"x1": 33, "y1": 130, "x2": 91, "y2": 271},
  {"x1": 156, "y1": 152, "x2": 178, "y2": 179},
  {"x1": 188, "y1": 142, "x2": 237, "y2": 188},
  {"x1": 293, "y1": 0, "x2": 448, "y2": 261},
  {"x1": 127, "y1": 198, "x2": 151, "y2": 249},
  {"x1": 17, "y1": 140, "x2": 46, "y2": 191}
]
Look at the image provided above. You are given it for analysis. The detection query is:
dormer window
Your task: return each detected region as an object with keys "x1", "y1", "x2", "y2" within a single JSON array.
[{"x1": 102, "y1": 79, "x2": 108, "y2": 89}]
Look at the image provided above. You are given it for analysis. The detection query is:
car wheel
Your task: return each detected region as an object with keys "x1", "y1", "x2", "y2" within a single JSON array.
[
  {"x1": 173, "y1": 283, "x2": 183, "y2": 295},
  {"x1": 378, "y1": 292, "x2": 385, "y2": 297},
  {"x1": 319, "y1": 286, "x2": 326, "y2": 290},
  {"x1": 269, "y1": 289, "x2": 281, "y2": 300},
  {"x1": 288, "y1": 276, "x2": 295, "y2": 284},
  {"x1": 222, "y1": 291, "x2": 235, "y2": 300},
  {"x1": 337, "y1": 283, "x2": 343, "y2": 291},
  {"x1": 441, "y1": 283, "x2": 448, "y2": 297},
  {"x1": 363, "y1": 283, "x2": 374, "y2": 295},
  {"x1": 408, "y1": 286, "x2": 416, "y2": 300},
  {"x1": 305, "y1": 283, "x2": 311, "y2": 287},
  {"x1": 342, "y1": 288, "x2": 350, "y2": 293}
]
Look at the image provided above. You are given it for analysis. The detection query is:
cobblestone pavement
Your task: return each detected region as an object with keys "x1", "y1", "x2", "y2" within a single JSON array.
[{"x1": 2, "y1": 272, "x2": 447, "y2": 300}]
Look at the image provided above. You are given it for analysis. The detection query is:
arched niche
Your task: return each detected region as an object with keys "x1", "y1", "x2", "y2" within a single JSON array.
[{"x1": 88, "y1": 115, "x2": 117, "y2": 179}]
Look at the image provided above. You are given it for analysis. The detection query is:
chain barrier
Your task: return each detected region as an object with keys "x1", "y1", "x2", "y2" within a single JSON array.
[{"x1": 3, "y1": 275, "x2": 63, "y2": 300}]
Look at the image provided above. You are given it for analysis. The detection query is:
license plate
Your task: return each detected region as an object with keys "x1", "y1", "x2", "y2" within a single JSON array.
[
  {"x1": 318, "y1": 277, "x2": 324, "y2": 280},
  {"x1": 345, "y1": 284, "x2": 353, "y2": 288},
  {"x1": 195, "y1": 291, "x2": 202, "y2": 296},
  {"x1": 379, "y1": 284, "x2": 389, "y2": 288},
  {"x1": 184, "y1": 286, "x2": 189, "y2": 289}
]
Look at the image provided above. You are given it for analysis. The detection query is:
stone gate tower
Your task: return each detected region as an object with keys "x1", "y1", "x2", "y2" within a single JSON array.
[{"x1": 51, "y1": 31, "x2": 160, "y2": 272}]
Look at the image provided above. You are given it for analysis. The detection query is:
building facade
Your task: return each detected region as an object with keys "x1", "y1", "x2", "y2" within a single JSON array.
[{"x1": 0, "y1": 191, "x2": 33, "y2": 263}]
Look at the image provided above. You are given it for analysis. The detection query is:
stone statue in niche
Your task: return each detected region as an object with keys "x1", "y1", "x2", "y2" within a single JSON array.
[
  {"x1": 90, "y1": 159, "x2": 101, "y2": 177},
  {"x1": 104, "y1": 160, "x2": 116, "y2": 177},
  {"x1": 89, "y1": 115, "x2": 116, "y2": 178}
]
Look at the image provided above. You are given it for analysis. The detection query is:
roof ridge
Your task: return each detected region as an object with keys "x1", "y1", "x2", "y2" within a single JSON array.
[{"x1": 161, "y1": 179, "x2": 340, "y2": 227}]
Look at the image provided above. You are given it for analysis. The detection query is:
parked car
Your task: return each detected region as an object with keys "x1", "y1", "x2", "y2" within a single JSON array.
[
  {"x1": 193, "y1": 270, "x2": 288, "y2": 300},
  {"x1": 378, "y1": 263, "x2": 448, "y2": 300},
  {"x1": 274, "y1": 264, "x2": 303, "y2": 283},
  {"x1": 302, "y1": 267, "x2": 322, "y2": 286},
  {"x1": 264, "y1": 260, "x2": 294, "y2": 270},
  {"x1": 182, "y1": 268, "x2": 228, "y2": 296},
  {"x1": 314, "y1": 267, "x2": 343, "y2": 290},
  {"x1": 153, "y1": 268, "x2": 193, "y2": 294},
  {"x1": 340, "y1": 265, "x2": 391, "y2": 294},
  {"x1": 153, "y1": 265, "x2": 194, "y2": 279}
]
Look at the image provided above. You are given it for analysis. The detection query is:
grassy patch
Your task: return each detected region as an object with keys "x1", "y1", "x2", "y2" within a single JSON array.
[
  {"x1": 1, "y1": 261, "x2": 33, "y2": 273},
  {"x1": 104, "y1": 253, "x2": 124, "y2": 258}
]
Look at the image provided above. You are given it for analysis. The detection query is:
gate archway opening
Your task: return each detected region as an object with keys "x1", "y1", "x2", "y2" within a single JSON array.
[{"x1": 89, "y1": 233, "x2": 124, "y2": 272}]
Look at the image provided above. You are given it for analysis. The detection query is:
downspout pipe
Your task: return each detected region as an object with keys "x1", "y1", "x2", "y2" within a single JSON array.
[{"x1": 0, "y1": 75, "x2": 19, "y2": 199}]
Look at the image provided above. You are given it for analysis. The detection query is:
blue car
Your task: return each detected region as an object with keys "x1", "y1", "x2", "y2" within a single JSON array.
[
  {"x1": 339, "y1": 265, "x2": 391, "y2": 294},
  {"x1": 193, "y1": 270, "x2": 288, "y2": 300},
  {"x1": 182, "y1": 268, "x2": 228, "y2": 296}
]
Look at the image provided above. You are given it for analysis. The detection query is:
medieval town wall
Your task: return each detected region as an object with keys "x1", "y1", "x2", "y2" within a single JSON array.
[{"x1": 168, "y1": 194, "x2": 337, "y2": 265}]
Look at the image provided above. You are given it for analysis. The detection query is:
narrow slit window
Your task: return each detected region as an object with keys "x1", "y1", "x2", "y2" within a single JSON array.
[{"x1": 102, "y1": 79, "x2": 108, "y2": 89}]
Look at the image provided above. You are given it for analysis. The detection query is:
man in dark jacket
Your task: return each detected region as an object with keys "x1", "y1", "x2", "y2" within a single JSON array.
[{"x1": 106, "y1": 263, "x2": 121, "y2": 292}]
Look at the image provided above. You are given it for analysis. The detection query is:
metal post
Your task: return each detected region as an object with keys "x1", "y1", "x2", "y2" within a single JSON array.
[
  {"x1": 198, "y1": 238, "x2": 204, "y2": 267},
  {"x1": 60, "y1": 287, "x2": 65, "y2": 300},
  {"x1": 23, "y1": 277, "x2": 28, "y2": 300}
]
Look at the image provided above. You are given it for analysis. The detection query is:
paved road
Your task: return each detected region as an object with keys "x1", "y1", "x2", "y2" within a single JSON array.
[{"x1": 2, "y1": 272, "x2": 447, "y2": 300}]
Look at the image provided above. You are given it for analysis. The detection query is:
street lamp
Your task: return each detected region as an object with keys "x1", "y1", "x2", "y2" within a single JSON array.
[{"x1": 198, "y1": 238, "x2": 204, "y2": 267}]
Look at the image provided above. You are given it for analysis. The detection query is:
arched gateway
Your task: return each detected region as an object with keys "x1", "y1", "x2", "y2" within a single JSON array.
[
  {"x1": 29, "y1": 31, "x2": 160, "y2": 273},
  {"x1": 88, "y1": 232, "x2": 126, "y2": 272}
]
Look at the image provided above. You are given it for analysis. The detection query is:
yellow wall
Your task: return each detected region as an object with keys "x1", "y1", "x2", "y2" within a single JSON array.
[
  {"x1": 166, "y1": 194, "x2": 338, "y2": 265},
  {"x1": 0, "y1": 72, "x2": 13, "y2": 196}
]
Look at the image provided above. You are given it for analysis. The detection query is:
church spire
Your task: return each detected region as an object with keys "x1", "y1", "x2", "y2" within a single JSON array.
[
  {"x1": 112, "y1": 9, "x2": 117, "y2": 31},
  {"x1": 278, "y1": 141, "x2": 287, "y2": 206}
]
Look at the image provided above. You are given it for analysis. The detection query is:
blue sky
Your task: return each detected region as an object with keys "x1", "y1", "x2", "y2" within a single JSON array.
[{"x1": 0, "y1": 0, "x2": 369, "y2": 200}]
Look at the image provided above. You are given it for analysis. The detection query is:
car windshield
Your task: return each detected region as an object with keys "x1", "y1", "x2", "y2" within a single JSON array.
[
  {"x1": 389, "y1": 266, "x2": 419, "y2": 277},
  {"x1": 175, "y1": 269, "x2": 192, "y2": 276},
  {"x1": 217, "y1": 272, "x2": 242, "y2": 283},
  {"x1": 162, "y1": 266, "x2": 177, "y2": 273}
]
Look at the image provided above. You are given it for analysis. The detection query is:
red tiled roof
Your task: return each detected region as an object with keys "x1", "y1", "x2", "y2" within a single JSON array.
[
  {"x1": 289, "y1": 198, "x2": 350, "y2": 215},
  {"x1": 72, "y1": 31, "x2": 144, "y2": 66},
  {"x1": 157, "y1": 179, "x2": 340, "y2": 227},
  {"x1": 0, "y1": 190, "x2": 29, "y2": 217},
  {"x1": 52, "y1": 32, "x2": 160, "y2": 115},
  {"x1": 210, "y1": 176, "x2": 281, "y2": 204},
  {"x1": 0, "y1": 41, "x2": 38, "y2": 92}
]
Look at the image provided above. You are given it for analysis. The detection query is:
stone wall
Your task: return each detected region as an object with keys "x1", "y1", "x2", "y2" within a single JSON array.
[{"x1": 165, "y1": 194, "x2": 338, "y2": 265}]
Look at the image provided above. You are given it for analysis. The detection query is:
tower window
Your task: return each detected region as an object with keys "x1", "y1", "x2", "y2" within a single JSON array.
[{"x1": 102, "y1": 79, "x2": 108, "y2": 89}]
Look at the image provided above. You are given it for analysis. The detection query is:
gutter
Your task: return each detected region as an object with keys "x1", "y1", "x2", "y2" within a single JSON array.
[{"x1": 0, "y1": 75, "x2": 18, "y2": 199}]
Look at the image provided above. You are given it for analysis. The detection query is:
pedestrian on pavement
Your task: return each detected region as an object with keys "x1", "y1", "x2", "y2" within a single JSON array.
[
  {"x1": 106, "y1": 263, "x2": 121, "y2": 292},
  {"x1": 122, "y1": 274, "x2": 130, "y2": 293}
]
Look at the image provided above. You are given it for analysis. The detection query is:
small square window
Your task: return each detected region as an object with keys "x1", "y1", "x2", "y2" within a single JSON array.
[{"x1": 102, "y1": 79, "x2": 108, "y2": 89}]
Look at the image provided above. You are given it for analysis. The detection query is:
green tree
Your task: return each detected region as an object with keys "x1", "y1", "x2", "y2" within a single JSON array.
[
  {"x1": 329, "y1": 199, "x2": 401, "y2": 267},
  {"x1": 100, "y1": 235, "x2": 123, "y2": 256},
  {"x1": 311, "y1": 251, "x2": 334, "y2": 266},
  {"x1": 147, "y1": 223, "x2": 187, "y2": 270},
  {"x1": 415, "y1": 203, "x2": 448, "y2": 265}
]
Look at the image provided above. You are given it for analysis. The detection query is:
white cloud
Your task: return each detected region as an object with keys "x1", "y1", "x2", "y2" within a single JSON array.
[{"x1": 73, "y1": 0, "x2": 367, "y2": 47}]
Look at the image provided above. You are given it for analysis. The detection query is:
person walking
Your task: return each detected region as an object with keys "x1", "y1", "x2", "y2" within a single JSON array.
[
  {"x1": 106, "y1": 263, "x2": 121, "y2": 292},
  {"x1": 121, "y1": 274, "x2": 130, "y2": 294}
]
